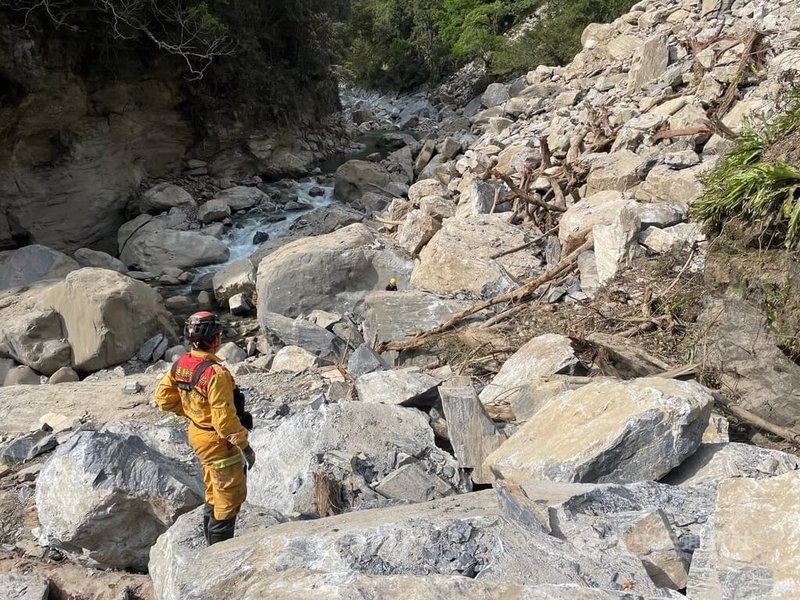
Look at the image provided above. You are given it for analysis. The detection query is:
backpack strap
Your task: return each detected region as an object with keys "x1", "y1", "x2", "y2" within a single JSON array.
[{"x1": 189, "y1": 360, "x2": 217, "y2": 397}]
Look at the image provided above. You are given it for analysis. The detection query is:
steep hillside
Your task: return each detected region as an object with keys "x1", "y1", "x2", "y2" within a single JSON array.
[{"x1": 0, "y1": 1, "x2": 341, "y2": 253}]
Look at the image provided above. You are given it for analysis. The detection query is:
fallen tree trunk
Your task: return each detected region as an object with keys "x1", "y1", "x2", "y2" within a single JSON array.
[
  {"x1": 712, "y1": 392, "x2": 800, "y2": 447},
  {"x1": 378, "y1": 235, "x2": 594, "y2": 352}
]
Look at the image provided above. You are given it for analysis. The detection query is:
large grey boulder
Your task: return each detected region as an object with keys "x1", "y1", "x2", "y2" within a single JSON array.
[
  {"x1": 214, "y1": 186, "x2": 271, "y2": 211},
  {"x1": 594, "y1": 206, "x2": 642, "y2": 285},
  {"x1": 43, "y1": 268, "x2": 174, "y2": 371},
  {"x1": 698, "y1": 298, "x2": 800, "y2": 429},
  {"x1": 479, "y1": 334, "x2": 582, "y2": 416},
  {"x1": 212, "y1": 258, "x2": 256, "y2": 306},
  {"x1": 0, "y1": 283, "x2": 72, "y2": 375},
  {"x1": 334, "y1": 160, "x2": 391, "y2": 204},
  {"x1": 149, "y1": 503, "x2": 286, "y2": 598},
  {"x1": 347, "y1": 343, "x2": 389, "y2": 378},
  {"x1": 36, "y1": 429, "x2": 204, "y2": 570},
  {"x1": 148, "y1": 491, "x2": 666, "y2": 599},
  {"x1": 362, "y1": 290, "x2": 469, "y2": 344},
  {"x1": 356, "y1": 368, "x2": 441, "y2": 406},
  {"x1": 72, "y1": 248, "x2": 127, "y2": 273},
  {"x1": 120, "y1": 229, "x2": 230, "y2": 273},
  {"x1": 411, "y1": 216, "x2": 544, "y2": 297},
  {"x1": 504, "y1": 477, "x2": 718, "y2": 558},
  {"x1": 688, "y1": 471, "x2": 800, "y2": 599},
  {"x1": 0, "y1": 245, "x2": 79, "y2": 291},
  {"x1": 0, "y1": 574, "x2": 51, "y2": 600},
  {"x1": 482, "y1": 82, "x2": 510, "y2": 108},
  {"x1": 247, "y1": 403, "x2": 465, "y2": 515},
  {"x1": 137, "y1": 183, "x2": 196, "y2": 214},
  {"x1": 197, "y1": 199, "x2": 231, "y2": 224},
  {"x1": 484, "y1": 378, "x2": 713, "y2": 484},
  {"x1": 256, "y1": 224, "x2": 413, "y2": 318},
  {"x1": 627, "y1": 35, "x2": 669, "y2": 92},
  {"x1": 259, "y1": 311, "x2": 346, "y2": 363}
]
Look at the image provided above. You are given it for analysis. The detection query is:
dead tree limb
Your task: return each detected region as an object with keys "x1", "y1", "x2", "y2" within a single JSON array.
[
  {"x1": 378, "y1": 235, "x2": 594, "y2": 352},
  {"x1": 492, "y1": 169, "x2": 566, "y2": 213},
  {"x1": 652, "y1": 125, "x2": 713, "y2": 143},
  {"x1": 712, "y1": 392, "x2": 800, "y2": 447},
  {"x1": 489, "y1": 224, "x2": 559, "y2": 259}
]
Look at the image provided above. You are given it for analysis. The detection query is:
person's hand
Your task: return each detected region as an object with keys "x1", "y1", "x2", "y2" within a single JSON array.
[{"x1": 242, "y1": 446, "x2": 256, "y2": 470}]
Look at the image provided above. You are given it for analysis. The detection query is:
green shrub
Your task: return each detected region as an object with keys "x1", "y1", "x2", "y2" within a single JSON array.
[
  {"x1": 693, "y1": 91, "x2": 800, "y2": 247},
  {"x1": 491, "y1": 0, "x2": 638, "y2": 76}
]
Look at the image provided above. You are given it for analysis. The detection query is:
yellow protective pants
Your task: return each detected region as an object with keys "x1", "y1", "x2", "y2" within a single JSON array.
[{"x1": 188, "y1": 423, "x2": 247, "y2": 520}]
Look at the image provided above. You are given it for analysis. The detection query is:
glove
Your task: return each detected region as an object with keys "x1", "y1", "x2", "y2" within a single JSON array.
[{"x1": 242, "y1": 445, "x2": 256, "y2": 470}]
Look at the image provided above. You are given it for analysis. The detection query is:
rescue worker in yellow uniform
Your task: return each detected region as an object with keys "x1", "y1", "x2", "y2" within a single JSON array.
[{"x1": 155, "y1": 311, "x2": 256, "y2": 545}]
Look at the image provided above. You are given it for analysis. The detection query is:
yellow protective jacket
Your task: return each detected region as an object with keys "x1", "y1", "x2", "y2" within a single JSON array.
[{"x1": 155, "y1": 350, "x2": 250, "y2": 450}]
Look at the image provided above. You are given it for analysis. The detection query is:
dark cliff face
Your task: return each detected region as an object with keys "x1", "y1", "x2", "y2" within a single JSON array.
[{"x1": 0, "y1": 3, "x2": 340, "y2": 253}]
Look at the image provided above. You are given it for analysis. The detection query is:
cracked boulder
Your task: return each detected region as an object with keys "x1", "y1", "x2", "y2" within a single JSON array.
[
  {"x1": 246, "y1": 402, "x2": 467, "y2": 515},
  {"x1": 148, "y1": 491, "x2": 668, "y2": 599},
  {"x1": 36, "y1": 428, "x2": 204, "y2": 570}
]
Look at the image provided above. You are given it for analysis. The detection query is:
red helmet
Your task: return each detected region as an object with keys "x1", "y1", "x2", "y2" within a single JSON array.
[{"x1": 185, "y1": 311, "x2": 222, "y2": 347}]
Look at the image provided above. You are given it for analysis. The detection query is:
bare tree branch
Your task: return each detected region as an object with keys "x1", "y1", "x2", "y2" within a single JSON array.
[{"x1": 1, "y1": 0, "x2": 235, "y2": 79}]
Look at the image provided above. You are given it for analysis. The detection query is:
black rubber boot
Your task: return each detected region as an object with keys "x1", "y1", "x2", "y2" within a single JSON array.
[
  {"x1": 203, "y1": 503, "x2": 214, "y2": 546},
  {"x1": 207, "y1": 515, "x2": 236, "y2": 546}
]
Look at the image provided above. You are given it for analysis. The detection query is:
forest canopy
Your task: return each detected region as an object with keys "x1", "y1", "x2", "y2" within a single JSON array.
[{"x1": 337, "y1": 0, "x2": 639, "y2": 90}]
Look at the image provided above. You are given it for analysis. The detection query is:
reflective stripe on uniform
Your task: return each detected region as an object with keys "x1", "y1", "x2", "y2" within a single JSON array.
[{"x1": 210, "y1": 453, "x2": 243, "y2": 469}]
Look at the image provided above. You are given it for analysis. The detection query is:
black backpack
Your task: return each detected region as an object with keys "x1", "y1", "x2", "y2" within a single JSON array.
[{"x1": 171, "y1": 359, "x2": 254, "y2": 431}]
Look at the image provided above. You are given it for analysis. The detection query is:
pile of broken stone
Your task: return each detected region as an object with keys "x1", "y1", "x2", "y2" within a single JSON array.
[
  {"x1": 2, "y1": 331, "x2": 799, "y2": 599},
  {"x1": 2, "y1": 0, "x2": 800, "y2": 597}
]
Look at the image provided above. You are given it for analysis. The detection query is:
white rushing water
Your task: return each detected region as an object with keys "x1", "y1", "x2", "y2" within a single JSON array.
[{"x1": 193, "y1": 179, "x2": 334, "y2": 279}]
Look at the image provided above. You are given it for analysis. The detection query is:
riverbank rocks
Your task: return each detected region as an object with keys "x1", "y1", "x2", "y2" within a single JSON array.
[
  {"x1": 36, "y1": 429, "x2": 203, "y2": 570},
  {"x1": 137, "y1": 183, "x2": 196, "y2": 214},
  {"x1": 663, "y1": 442, "x2": 800, "y2": 488},
  {"x1": 440, "y1": 377, "x2": 506, "y2": 484},
  {"x1": 687, "y1": 471, "x2": 800, "y2": 599},
  {"x1": 0, "y1": 245, "x2": 79, "y2": 291},
  {"x1": 411, "y1": 215, "x2": 544, "y2": 296},
  {"x1": 334, "y1": 160, "x2": 392, "y2": 204},
  {"x1": 214, "y1": 186, "x2": 270, "y2": 211},
  {"x1": 120, "y1": 230, "x2": 230, "y2": 273},
  {"x1": 212, "y1": 258, "x2": 256, "y2": 306},
  {"x1": 484, "y1": 377, "x2": 713, "y2": 484},
  {"x1": 247, "y1": 402, "x2": 464, "y2": 515},
  {"x1": 43, "y1": 268, "x2": 174, "y2": 371},
  {"x1": 256, "y1": 223, "x2": 412, "y2": 317},
  {"x1": 72, "y1": 248, "x2": 127, "y2": 273},
  {"x1": 558, "y1": 192, "x2": 639, "y2": 248},
  {"x1": 197, "y1": 199, "x2": 230, "y2": 224}
]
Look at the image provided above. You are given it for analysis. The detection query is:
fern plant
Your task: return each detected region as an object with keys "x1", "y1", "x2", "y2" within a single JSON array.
[{"x1": 693, "y1": 91, "x2": 800, "y2": 246}]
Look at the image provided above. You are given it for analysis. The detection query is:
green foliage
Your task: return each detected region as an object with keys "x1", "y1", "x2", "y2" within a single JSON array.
[
  {"x1": 491, "y1": 0, "x2": 638, "y2": 76},
  {"x1": 693, "y1": 91, "x2": 800, "y2": 248},
  {"x1": 339, "y1": 0, "x2": 637, "y2": 91}
]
